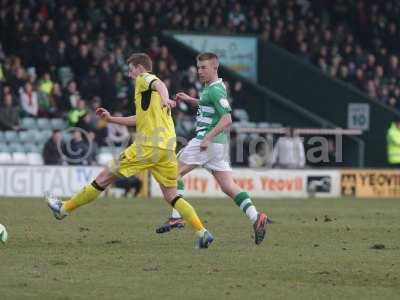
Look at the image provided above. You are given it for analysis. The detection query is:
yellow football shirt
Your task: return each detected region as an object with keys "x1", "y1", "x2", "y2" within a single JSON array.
[{"x1": 133, "y1": 72, "x2": 176, "y2": 151}]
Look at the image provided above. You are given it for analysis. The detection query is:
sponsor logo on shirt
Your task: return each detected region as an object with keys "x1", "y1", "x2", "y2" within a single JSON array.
[{"x1": 220, "y1": 98, "x2": 230, "y2": 108}]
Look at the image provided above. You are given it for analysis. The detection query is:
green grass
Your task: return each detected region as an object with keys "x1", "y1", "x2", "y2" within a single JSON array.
[{"x1": 0, "y1": 197, "x2": 400, "y2": 300}]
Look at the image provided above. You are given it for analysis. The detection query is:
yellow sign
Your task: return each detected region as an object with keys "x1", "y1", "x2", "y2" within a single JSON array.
[{"x1": 341, "y1": 170, "x2": 400, "y2": 197}]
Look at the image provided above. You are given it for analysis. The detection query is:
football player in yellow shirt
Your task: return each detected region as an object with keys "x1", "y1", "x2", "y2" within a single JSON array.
[{"x1": 46, "y1": 53, "x2": 213, "y2": 248}]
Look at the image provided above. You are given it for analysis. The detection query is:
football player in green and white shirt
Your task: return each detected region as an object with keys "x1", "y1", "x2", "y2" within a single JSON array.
[{"x1": 156, "y1": 52, "x2": 269, "y2": 245}]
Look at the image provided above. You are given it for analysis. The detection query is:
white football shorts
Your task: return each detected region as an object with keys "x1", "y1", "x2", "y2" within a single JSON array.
[{"x1": 177, "y1": 138, "x2": 232, "y2": 171}]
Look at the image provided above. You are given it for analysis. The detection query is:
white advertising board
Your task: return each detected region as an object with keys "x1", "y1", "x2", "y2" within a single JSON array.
[
  {"x1": 150, "y1": 169, "x2": 340, "y2": 198},
  {"x1": 0, "y1": 166, "x2": 102, "y2": 197}
]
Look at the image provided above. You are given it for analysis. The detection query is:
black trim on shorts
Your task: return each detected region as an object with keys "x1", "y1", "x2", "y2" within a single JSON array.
[
  {"x1": 171, "y1": 194, "x2": 183, "y2": 207},
  {"x1": 91, "y1": 180, "x2": 105, "y2": 191}
]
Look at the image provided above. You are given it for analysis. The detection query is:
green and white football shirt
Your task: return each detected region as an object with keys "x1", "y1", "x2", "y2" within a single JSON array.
[{"x1": 195, "y1": 78, "x2": 231, "y2": 143}]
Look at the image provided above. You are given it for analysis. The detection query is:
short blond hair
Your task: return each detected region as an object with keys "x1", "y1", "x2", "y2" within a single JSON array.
[
  {"x1": 197, "y1": 52, "x2": 219, "y2": 62},
  {"x1": 127, "y1": 53, "x2": 153, "y2": 71}
]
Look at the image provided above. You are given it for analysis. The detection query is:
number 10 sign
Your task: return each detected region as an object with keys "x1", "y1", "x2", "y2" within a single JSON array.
[{"x1": 348, "y1": 103, "x2": 370, "y2": 131}]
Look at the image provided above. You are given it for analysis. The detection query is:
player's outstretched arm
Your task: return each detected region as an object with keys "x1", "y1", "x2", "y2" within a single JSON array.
[
  {"x1": 175, "y1": 92, "x2": 199, "y2": 106},
  {"x1": 95, "y1": 108, "x2": 136, "y2": 126},
  {"x1": 151, "y1": 79, "x2": 176, "y2": 109}
]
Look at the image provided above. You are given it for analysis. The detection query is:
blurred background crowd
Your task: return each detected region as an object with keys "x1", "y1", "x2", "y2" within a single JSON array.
[{"x1": 0, "y1": 0, "x2": 399, "y2": 167}]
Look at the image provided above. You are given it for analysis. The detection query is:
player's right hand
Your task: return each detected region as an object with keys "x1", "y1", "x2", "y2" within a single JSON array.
[
  {"x1": 175, "y1": 92, "x2": 191, "y2": 102},
  {"x1": 95, "y1": 107, "x2": 111, "y2": 121},
  {"x1": 162, "y1": 99, "x2": 176, "y2": 109}
]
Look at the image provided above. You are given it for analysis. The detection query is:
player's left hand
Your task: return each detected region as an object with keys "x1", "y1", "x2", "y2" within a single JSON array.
[{"x1": 200, "y1": 139, "x2": 209, "y2": 152}]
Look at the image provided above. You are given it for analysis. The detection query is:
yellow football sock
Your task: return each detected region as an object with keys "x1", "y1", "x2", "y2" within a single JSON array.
[
  {"x1": 63, "y1": 181, "x2": 104, "y2": 213},
  {"x1": 173, "y1": 197, "x2": 206, "y2": 236}
]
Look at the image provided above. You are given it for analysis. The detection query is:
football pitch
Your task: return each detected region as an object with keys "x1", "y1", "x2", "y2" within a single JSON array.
[{"x1": 0, "y1": 197, "x2": 399, "y2": 300}]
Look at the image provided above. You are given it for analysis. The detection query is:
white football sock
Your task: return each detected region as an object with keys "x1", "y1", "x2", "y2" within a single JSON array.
[{"x1": 171, "y1": 208, "x2": 182, "y2": 219}]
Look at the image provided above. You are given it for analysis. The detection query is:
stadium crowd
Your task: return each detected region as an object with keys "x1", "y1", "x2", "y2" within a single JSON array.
[{"x1": 0, "y1": 0, "x2": 399, "y2": 166}]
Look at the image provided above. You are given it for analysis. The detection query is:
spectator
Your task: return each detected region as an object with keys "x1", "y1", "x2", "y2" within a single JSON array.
[
  {"x1": 43, "y1": 130, "x2": 64, "y2": 165},
  {"x1": 77, "y1": 112, "x2": 96, "y2": 133},
  {"x1": 272, "y1": 128, "x2": 306, "y2": 168},
  {"x1": 0, "y1": 93, "x2": 20, "y2": 130},
  {"x1": 54, "y1": 40, "x2": 69, "y2": 68},
  {"x1": 19, "y1": 82, "x2": 39, "y2": 117},
  {"x1": 66, "y1": 81, "x2": 80, "y2": 109},
  {"x1": 114, "y1": 71, "x2": 128, "y2": 99},
  {"x1": 86, "y1": 131, "x2": 98, "y2": 165},
  {"x1": 98, "y1": 58, "x2": 116, "y2": 110},
  {"x1": 80, "y1": 66, "x2": 101, "y2": 99},
  {"x1": 73, "y1": 43, "x2": 92, "y2": 80},
  {"x1": 38, "y1": 72, "x2": 54, "y2": 96},
  {"x1": 68, "y1": 99, "x2": 87, "y2": 126},
  {"x1": 106, "y1": 112, "x2": 130, "y2": 147},
  {"x1": 50, "y1": 83, "x2": 66, "y2": 115},
  {"x1": 249, "y1": 142, "x2": 271, "y2": 168},
  {"x1": 65, "y1": 129, "x2": 89, "y2": 165},
  {"x1": 386, "y1": 119, "x2": 400, "y2": 167},
  {"x1": 181, "y1": 66, "x2": 201, "y2": 90},
  {"x1": 37, "y1": 72, "x2": 55, "y2": 116}
]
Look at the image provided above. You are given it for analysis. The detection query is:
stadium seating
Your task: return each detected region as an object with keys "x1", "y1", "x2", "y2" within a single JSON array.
[
  {"x1": 37, "y1": 118, "x2": 51, "y2": 130},
  {"x1": 0, "y1": 143, "x2": 9, "y2": 152},
  {"x1": 0, "y1": 140, "x2": 45, "y2": 165},
  {"x1": 26, "y1": 153, "x2": 44, "y2": 165},
  {"x1": 50, "y1": 118, "x2": 67, "y2": 130},
  {"x1": 19, "y1": 131, "x2": 33, "y2": 143},
  {"x1": 4, "y1": 131, "x2": 19, "y2": 143},
  {"x1": 12, "y1": 152, "x2": 29, "y2": 165},
  {"x1": 8, "y1": 142, "x2": 24, "y2": 153},
  {"x1": 21, "y1": 118, "x2": 37, "y2": 130},
  {"x1": 24, "y1": 143, "x2": 40, "y2": 153},
  {"x1": 0, "y1": 152, "x2": 12, "y2": 164}
]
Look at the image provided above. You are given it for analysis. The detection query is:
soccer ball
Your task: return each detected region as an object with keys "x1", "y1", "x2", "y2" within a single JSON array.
[{"x1": 0, "y1": 224, "x2": 8, "y2": 243}]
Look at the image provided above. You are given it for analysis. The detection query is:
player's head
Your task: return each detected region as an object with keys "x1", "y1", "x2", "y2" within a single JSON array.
[
  {"x1": 127, "y1": 53, "x2": 153, "y2": 79},
  {"x1": 197, "y1": 52, "x2": 219, "y2": 84}
]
